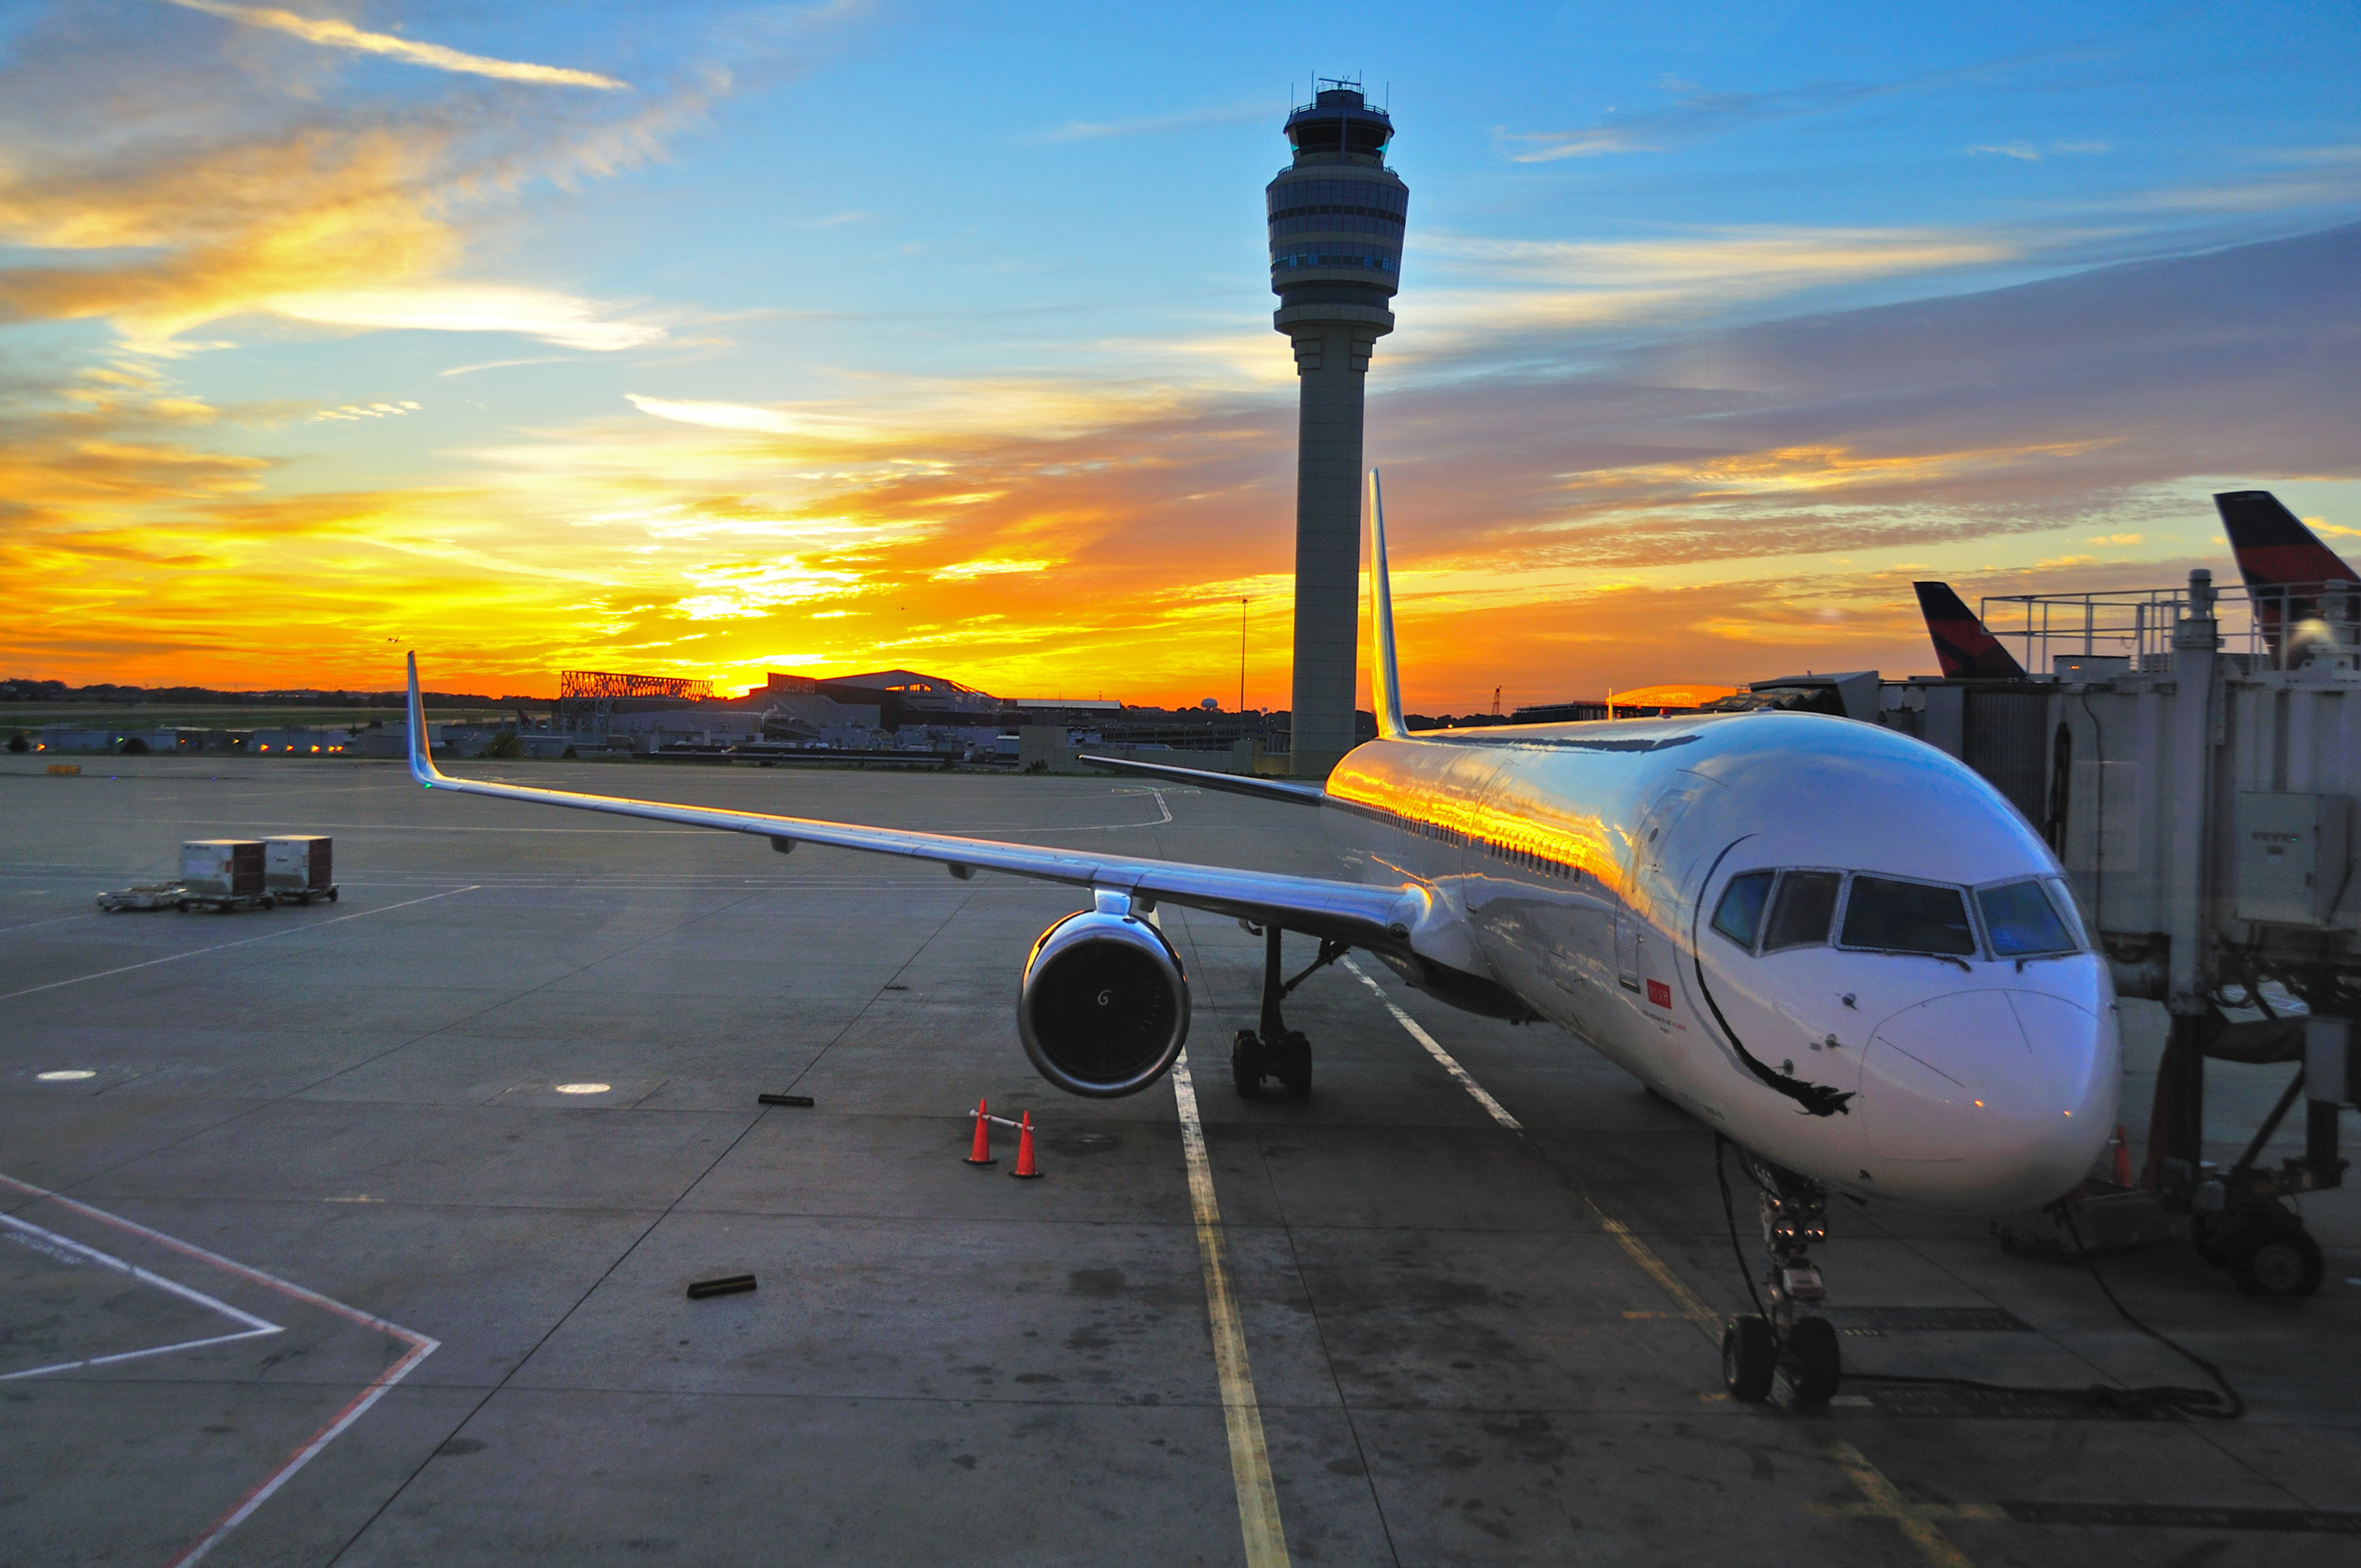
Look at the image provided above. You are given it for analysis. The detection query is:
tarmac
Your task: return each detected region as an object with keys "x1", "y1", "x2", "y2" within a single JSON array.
[{"x1": 3, "y1": 755, "x2": 2356, "y2": 1567}]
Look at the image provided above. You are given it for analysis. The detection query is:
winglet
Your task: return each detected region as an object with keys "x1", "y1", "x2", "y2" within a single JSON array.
[
  {"x1": 405, "y1": 652, "x2": 446, "y2": 788},
  {"x1": 1368, "y1": 469, "x2": 1405, "y2": 740}
]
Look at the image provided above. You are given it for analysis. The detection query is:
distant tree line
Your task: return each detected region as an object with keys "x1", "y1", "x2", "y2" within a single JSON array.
[{"x1": 0, "y1": 678, "x2": 531, "y2": 707}]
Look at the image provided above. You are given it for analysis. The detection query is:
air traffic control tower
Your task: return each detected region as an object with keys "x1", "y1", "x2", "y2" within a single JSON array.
[{"x1": 1268, "y1": 82, "x2": 1406, "y2": 777}]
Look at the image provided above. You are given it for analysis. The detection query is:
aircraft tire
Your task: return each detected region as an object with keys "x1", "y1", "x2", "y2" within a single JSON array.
[
  {"x1": 2232, "y1": 1227, "x2": 2323, "y2": 1297},
  {"x1": 1789, "y1": 1316, "x2": 1841, "y2": 1403},
  {"x1": 1231, "y1": 1030, "x2": 1264, "y2": 1100},
  {"x1": 1275, "y1": 1032, "x2": 1312, "y2": 1101},
  {"x1": 1722, "y1": 1316, "x2": 1775, "y2": 1403}
]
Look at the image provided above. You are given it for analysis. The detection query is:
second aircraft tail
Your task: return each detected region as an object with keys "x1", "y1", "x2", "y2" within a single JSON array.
[
  {"x1": 1367, "y1": 469, "x2": 1406, "y2": 740},
  {"x1": 1913, "y1": 582, "x2": 2028, "y2": 680}
]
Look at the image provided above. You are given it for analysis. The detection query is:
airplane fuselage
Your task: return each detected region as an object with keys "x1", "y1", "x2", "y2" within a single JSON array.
[{"x1": 1318, "y1": 709, "x2": 2119, "y2": 1214}]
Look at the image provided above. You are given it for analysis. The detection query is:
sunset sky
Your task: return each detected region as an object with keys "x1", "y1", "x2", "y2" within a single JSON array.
[{"x1": 5, "y1": 1, "x2": 2356, "y2": 712}]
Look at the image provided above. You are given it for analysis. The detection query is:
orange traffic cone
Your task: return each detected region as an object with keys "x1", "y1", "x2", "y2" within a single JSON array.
[
  {"x1": 2111, "y1": 1124, "x2": 2132, "y2": 1188},
  {"x1": 964, "y1": 1097, "x2": 996, "y2": 1166},
  {"x1": 1009, "y1": 1111, "x2": 1043, "y2": 1180}
]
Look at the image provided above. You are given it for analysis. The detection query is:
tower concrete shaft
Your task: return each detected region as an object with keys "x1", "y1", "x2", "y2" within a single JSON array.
[{"x1": 1268, "y1": 83, "x2": 1404, "y2": 778}]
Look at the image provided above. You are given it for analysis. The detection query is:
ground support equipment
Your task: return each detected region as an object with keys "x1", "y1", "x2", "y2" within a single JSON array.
[
  {"x1": 176, "y1": 892, "x2": 276, "y2": 914},
  {"x1": 95, "y1": 884, "x2": 187, "y2": 912}
]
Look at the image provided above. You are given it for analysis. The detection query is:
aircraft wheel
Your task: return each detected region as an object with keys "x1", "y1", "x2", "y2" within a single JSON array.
[
  {"x1": 1230, "y1": 1030, "x2": 1264, "y2": 1100},
  {"x1": 1789, "y1": 1316, "x2": 1842, "y2": 1403},
  {"x1": 327, "y1": 887, "x2": 340, "y2": 903},
  {"x1": 2233, "y1": 1227, "x2": 2323, "y2": 1298},
  {"x1": 1722, "y1": 1315, "x2": 1775, "y2": 1403},
  {"x1": 1274, "y1": 1032, "x2": 1312, "y2": 1101}
]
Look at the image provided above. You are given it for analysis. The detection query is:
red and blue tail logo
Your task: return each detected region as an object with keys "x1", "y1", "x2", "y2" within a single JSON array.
[{"x1": 1913, "y1": 582, "x2": 2026, "y2": 680}]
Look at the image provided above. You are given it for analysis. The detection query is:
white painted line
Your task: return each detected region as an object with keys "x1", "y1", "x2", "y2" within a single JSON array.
[
  {"x1": 0, "y1": 886, "x2": 480, "y2": 1003},
  {"x1": 0, "y1": 1173, "x2": 439, "y2": 1568},
  {"x1": 0, "y1": 911, "x2": 104, "y2": 936},
  {"x1": 0, "y1": 1212, "x2": 282, "y2": 1380},
  {"x1": 1170, "y1": 1050, "x2": 1291, "y2": 1568},
  {"x1": 1341, "y1": 957, "x2": 1521, "y2": 1131}
]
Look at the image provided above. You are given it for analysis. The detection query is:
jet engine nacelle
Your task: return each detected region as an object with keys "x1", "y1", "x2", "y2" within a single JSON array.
[{"x1": 1017, "y1": 907, "x2": 1191, "y2": 1097}]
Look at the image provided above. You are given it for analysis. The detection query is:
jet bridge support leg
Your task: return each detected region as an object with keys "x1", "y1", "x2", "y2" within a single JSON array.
[{"x1": 1231, "y1": 924, "x2": 1323, "y2": 1101}]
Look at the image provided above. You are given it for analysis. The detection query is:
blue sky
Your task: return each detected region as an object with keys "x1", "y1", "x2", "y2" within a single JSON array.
[{"x1": 3, "y1": 0, "x2": 2356, "y2": 703}]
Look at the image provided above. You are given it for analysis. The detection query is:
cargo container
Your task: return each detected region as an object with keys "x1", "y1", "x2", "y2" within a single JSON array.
[
  {"x1": 179, "y1": 840, "x2": 272, "y2": 910},
  {"x1": 264, "y1": 836, "x2": 337, "y2": 903}
]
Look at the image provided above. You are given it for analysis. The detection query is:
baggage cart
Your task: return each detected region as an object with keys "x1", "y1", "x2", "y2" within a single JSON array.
[{"x1": 95, "y1": 884, "x2": 187, "y2": 912}]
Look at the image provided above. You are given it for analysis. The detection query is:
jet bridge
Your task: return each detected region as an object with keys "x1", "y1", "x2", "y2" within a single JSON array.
[{"x1": 1864, "y1": 570, "x2": 2358, "y2": 1293}]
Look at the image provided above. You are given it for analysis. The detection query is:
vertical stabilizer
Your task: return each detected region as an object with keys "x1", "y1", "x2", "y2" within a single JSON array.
[
  {"x1": 2216, "y1": 490, "x2": 2360, "y2": 658},
  {"x1": 2215, "y1": 490, "x2": 2360, "y2": 591},
  {"x1": 1367, "y1": 469, "x2": 1405, "y2": 740},
  {"x1": 1913, "y1": 582, "x2": 2028, "y2": 680}
]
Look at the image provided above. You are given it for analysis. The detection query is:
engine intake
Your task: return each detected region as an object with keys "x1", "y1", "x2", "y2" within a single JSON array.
[{"x1": 1018, "y1": 908, "x2": 1191, "y2": 1097}]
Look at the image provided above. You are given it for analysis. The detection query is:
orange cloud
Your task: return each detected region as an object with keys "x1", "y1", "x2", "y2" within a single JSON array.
[{"x1": 159, "y1": 1, "x2": 629, "y2": 90}]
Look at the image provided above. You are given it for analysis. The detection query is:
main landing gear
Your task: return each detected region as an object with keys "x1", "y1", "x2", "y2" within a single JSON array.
[
  {"x1": 1719, "y1": 1148, "x2": 1842, "y2": 1405},
  {"x1": 1231, "y1": 925, "x2": 1346, "y2": 1101}
]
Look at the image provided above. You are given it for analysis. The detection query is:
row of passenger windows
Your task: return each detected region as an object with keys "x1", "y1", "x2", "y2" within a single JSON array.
[
  {"x1": 1272, "y1": 250, "x2": 1398, "y2": 271},
  {"x1": 1269, "y1": 205, "x2": 1406, "y2": 226},
  {"x1": 1393, "y1": 813, "x2": 1579, "y2": 882},
  {"x1": 1711, "y1": 869, "x2": 2083, "y2": 961}
]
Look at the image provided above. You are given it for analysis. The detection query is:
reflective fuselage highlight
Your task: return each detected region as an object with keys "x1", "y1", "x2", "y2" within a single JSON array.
[{"x1": 1319, "y1": 710, "x2": 2118, "y2": 1214}]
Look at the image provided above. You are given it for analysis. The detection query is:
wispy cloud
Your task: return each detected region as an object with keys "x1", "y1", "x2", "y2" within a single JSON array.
[
  {"x1": 1025, "y1": 100, "x2": 1269, "y2": 145},
  {"x1": 1498, "y1": 80, "x2": 1887, "y2": 163},
  {"x1": 278, "y1": 286, "x2": 666, "y2": 350},
  {"x1": 159, "y1": 0, "x2": 629, "y2": 90},
  {"x1": 1968, "y1": 142, "x2": 2043, "y2": 161}
]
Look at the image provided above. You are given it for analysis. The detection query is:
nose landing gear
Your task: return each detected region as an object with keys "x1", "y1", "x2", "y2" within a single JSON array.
[
  {"x1": 1717, "y1": 1145, "x2": 1842, "y2": 1405},
  {"x1": 1230, "y1": 925, "x2": 1345, "y2": 1101}
]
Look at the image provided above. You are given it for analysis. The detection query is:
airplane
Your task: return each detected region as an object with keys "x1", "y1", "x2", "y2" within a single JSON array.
[
  {"x1": 2215, "y1": 489, "x2": 2360, "y2": 665},
  {"x1": 1912, "y1": 581, "x2": 2028, "y2": 679},
  {"x1": 401, "y1": 471, "x2": 2116, "y2": 1406}
]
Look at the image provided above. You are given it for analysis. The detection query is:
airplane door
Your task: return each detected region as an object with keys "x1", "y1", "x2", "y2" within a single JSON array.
[{"x1": 1615, "y1": 913, "x2": 1642, "y2": 992}]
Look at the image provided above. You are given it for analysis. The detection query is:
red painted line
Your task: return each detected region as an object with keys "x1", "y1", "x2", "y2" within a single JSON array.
[{"x1": 0, "y1": 1173, "x2": 440, "y2": 1567}]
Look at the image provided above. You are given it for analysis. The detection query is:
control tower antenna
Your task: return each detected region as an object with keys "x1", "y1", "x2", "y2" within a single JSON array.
[{"x1": 1268, "y1": 78, "x2": 1405, "y2": 777}]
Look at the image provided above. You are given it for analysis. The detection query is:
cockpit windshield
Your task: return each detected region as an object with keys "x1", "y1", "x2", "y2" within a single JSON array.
[
  {"x1": 1976, "y1": 878, "x2": 2077, "y2": 956},
  {"x1": 1762, "y1": 871, "x2": 1841, "y2": 951},
  {"x1": 1840, "y1": 876, "x2": 1976, "y2": 956},
  {"x1": 1708, "y1": 867, "x2": 2085, "y2": 962}
]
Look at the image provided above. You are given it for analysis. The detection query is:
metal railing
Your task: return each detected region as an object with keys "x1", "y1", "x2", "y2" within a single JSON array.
[{"x1": 1980, "y1": 578, "x2": 2360, "y2": 674}]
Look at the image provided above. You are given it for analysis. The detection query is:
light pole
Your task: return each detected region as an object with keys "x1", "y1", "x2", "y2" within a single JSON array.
[{"x1": 1238, "y1": 597, "x2": 1250, "y2": 718}]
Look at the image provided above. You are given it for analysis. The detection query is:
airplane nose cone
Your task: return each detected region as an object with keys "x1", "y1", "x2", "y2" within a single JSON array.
[{"x1": 1863, "y1": 988, "x2": 2115, "y2": 1211}]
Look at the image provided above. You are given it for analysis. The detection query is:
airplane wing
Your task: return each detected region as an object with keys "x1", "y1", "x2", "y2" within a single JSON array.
[
  {"x1": 1080, "y1": 754, "x2": 1327, "y2": 806},
  {"x1": 404, "y1": 656, "x2": 1421, "y2": 950}
]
